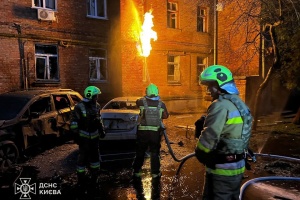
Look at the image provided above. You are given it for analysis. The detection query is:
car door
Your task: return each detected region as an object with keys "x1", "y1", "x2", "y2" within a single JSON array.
[
  {"x1": 21, "y1": 95, "x2": 58, "y2": 148},
  {"x1": 53, "y1": 94, "x2": 72, "y2": 131}
]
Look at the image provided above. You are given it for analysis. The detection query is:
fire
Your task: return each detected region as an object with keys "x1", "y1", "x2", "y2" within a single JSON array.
[{"x1": 138, "y1": 10, "x2": 157, "y2": 57}]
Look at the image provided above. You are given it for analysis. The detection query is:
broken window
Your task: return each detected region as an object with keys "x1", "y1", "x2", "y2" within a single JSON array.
[
  {"x1": 53, "y1": 95, "x2": 70, "y2": 110},
  {"x1": 29, "y1": 97, "x2": 51, "y2": 115},
  {"x1": 33, "y1": 0, "x2": 57, "y2": 10},
  {"x1": 167, "y1": 1, "x2": 178, "y2": 29},
  {"x1": 197, "y1": 56, "x2": 207, "y2": 84},
  {"x1": 35, "y1": 44, "x2": 59, "y2": 81},
  {"x1": 167, "y1": 55, "x2": 180, "y2": 83},
  {"x1": 89, "y1": 48, "x2": 107, "y2": 82},
  {"x1": 87, "y1": 0, "x2": 107, "y2": 19},
  {"x1": 197, "y1": 7, "x2": 208, "y2": 32}
]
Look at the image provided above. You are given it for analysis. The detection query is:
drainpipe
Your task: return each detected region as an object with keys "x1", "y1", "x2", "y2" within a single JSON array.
[
  {"x1": 13, "y1": 23, "x2": 27, "y2": 90},
  {"x1": 213, "y1": 0, "x2": 218, "y2": 65}
]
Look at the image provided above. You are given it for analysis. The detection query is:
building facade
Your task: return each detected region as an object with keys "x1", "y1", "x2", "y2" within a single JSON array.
[{"x1": 0, "y1": 0, "x2": 260, "y2": 113}]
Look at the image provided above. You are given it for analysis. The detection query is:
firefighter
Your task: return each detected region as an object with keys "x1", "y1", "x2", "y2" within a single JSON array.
[
  {"x1": 132, "y1": 83, "x2": 169, "y2": 179},
  {"x1": 70, "y1": 86, "x2": 106, "y2": 192},
  {"x1": 195, "y1": 65, "x2": 253, "y2": 200}
]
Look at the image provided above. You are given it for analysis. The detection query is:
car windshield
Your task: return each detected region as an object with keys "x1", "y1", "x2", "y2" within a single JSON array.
[
  {"x1": 104, "y1": 101, "x2": 138, "y2": 110},
  {"x1": 0, "y1": 96, "x2": 30, "y2": 120}
]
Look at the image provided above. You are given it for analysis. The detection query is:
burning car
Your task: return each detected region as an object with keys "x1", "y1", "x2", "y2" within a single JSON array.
[{"x1": 0, "y1": 89, "x2": 83, "y2": 171}]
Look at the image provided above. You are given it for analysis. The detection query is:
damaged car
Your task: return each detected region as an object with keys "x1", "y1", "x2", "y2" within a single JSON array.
[
  {"x1": 99, "y1": 96, "x2": 141, "y2": 162},
  {"x1": 0, "y1": 89, "x2": 82, "y2": 171}
]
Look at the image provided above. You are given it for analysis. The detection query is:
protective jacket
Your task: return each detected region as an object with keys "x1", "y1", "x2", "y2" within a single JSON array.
[
  {"x1": 137, "y1": 97, "x2": 168, "y2": 131},
  {"x1": 70, "y1": 100, "x2": 104, "y2": 140},
  {"x1": 196, "y1": 94, "x2": 253, "y2": 176}
]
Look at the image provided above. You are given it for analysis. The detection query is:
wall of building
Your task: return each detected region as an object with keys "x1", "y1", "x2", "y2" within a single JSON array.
[
  {"x1": 0, "y1": 0, "x2": 120, "y2": 104},
  {"x1": 120, "y1": 0, "x2": 214, "y2": 113},
  {"x1": 0, "y1": 0, "x2": 260, "y2": 113}
]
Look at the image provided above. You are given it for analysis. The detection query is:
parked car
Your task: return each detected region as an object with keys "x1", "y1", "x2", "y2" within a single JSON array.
[
  {"x1": 0, "y1": 89, "x2": 83, "y2": 171},
  {"x1": 99, "y1": 96, "x2": 141, "y2": 162}
]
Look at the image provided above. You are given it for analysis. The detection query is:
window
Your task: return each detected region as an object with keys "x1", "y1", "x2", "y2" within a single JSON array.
[
  {"x1": 35, "y1": 44, "x2": 59, "y2": 81},
  {"x1": 70, "y1": 95, "x2": 82, "y2": 105},
  {"x1": 87, "y1": 0, "x2": 107, "y2": 19},
  {"x1": 167, "y1": 55, "x2": 180, "y2": 83},
  {"x1": 53, "y1": 95, "x2": 70, "y2": 110},
  {"x1": 197, "y1": 56, "x2": 207, "y2": 84},
  {"x1": 197, "y1": 7, "x2": 207, "y2": 32},
  {"x1": 29, "y1": 97, "x2": 52, "y2": 115},
  {"x1": 167, "y1": 2, "x2": 178, "y2": 28},
  {"x1": 89, "y1": 49, "x2": 107, "y2": 81},
  {"x1": 32, "y1": 0, "x2": 57, "y2": 10}
]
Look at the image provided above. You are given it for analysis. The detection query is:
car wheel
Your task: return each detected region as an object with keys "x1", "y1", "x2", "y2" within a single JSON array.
[{"x1": 0, "y1": 142, "x2": 19, "y2": 172}]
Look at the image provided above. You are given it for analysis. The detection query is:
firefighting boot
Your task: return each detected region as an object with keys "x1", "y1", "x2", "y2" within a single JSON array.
[
  {"x1": 77, "y1": 172, "x2": 88, "y2": 194},
  {"x1": 89, "y1": 169, "x2": 99, "y2": 191}
]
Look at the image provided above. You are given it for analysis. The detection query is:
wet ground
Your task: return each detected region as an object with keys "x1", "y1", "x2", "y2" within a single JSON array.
[{"x1": 1, "y1": 112, "x2": 300, "y2": 199}]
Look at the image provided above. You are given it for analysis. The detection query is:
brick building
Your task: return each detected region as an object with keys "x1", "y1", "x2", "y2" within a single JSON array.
[{"x1": 0, "y1": 0, "x2": 260, "y2": 113}]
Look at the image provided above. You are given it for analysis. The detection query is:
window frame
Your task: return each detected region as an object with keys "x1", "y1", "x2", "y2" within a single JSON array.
[
  {"x1": 32, "y1": 0, "x2": 57, "y2": 10},
  {"x1": 35, "y1": 44, "x2": 59, "y2": 82},
  {"x1": 167, "y1": 55, "x2": 181, "y2": 84},
  {"x1": 197, "y1": 56, "x2": 208, "y2": 85},
  {"x1": 197, "y1": 7, "x2": 208, "y2": 33},
  {"x1": 167, "y1": 1, "x2": 178, "y2": 29},
  {"x1": 87, "y1": 0, "x2": 108, "y2": 19},
  {"x1": 89, "y1": 49, "x2": 108, "y2": 82}
]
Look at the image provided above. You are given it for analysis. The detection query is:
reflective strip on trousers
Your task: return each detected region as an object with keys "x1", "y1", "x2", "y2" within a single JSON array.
[
  {"x1": 79, "y1": 130, "x2": 99, "y2": 139},
  {"x1": 90, "y1": 161, "x2": 100, "y2": 169},
  {"x1": 206, "y1": 159, "x2": 245, "y2": 176},
  {"x1": 138, "y1": 125, "x2": 160, "y2": 131},
  {"x1": 77, "y1": 166, "x2": 86, "y2": 173}
]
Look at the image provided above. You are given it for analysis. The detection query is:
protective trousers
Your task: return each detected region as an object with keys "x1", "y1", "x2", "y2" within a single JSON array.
[
  {"x1": 77, "y1": 137, "x2": 100, "y2": 186},
  {"x1": 202, "y1": 172, "x2": 244, "y2": 200},
  {"x1": 132, "y1": 130, "x2": 162, "y2": 176}
]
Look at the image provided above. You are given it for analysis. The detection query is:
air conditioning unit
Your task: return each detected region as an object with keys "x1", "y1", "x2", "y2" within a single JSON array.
[{"x1": 37, "y1": 9, "x2": 56, "y2": 21}]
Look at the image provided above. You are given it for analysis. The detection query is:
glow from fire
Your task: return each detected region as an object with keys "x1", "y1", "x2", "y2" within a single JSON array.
[{"x1": 138, "y1": 10, "x2": 157, "y2": 57}]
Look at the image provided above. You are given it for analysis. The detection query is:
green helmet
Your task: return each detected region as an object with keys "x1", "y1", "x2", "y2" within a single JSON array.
[
  {"x1": 200, "y1": 65, "x2": 239, "y2": 94},
  {"x1": 146, "y1": 83, "x2": 159, "y2": 97},
  {"x1": 200, "y1": 65, "x2": 233, "y2": 86},
  {"x1": 84, "y1": 86, "x2": 101, "y2": 99}
]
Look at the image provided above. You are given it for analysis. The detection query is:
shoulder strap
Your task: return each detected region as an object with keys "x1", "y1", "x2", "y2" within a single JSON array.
[
  {"x1": 157, "y1": 101, "x2": 162, "y2": 110},
  {"x1": 222, "y1": 94, "x2": 253, "y2": 148},
  {"x1": 142, "y1": 97, "x2": 148, "y2": 109}
]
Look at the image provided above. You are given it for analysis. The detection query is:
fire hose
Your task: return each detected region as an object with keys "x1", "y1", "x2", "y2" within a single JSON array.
[
  {"x1": 239, "y1": 154, "x2": 300, "y2": 200},
  {"x1": 161, "y1": 125, "x2": 196, "y2": 175},
  {"x1": 161, "y1": 123, "x2": 300, "y2": 199}
]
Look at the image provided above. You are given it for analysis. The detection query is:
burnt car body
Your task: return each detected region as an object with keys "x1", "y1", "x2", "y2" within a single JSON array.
[
  {"x1": 99, "y1": 96, "x2": 141, "y2": 162},
  {"x1": 0, "y1": 89, "x2": 83, "y2": 171}
]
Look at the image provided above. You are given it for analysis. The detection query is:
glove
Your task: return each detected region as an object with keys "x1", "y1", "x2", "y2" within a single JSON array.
[
  {"x1": 195, "y1": 147, "x2": 216, "y2": 169},
  {"x1": 194, "y1": 115, "x2": 206, "y2": 139},
  {"x1": 99, "y1": 130, "x2": 106, "y2": 139}
]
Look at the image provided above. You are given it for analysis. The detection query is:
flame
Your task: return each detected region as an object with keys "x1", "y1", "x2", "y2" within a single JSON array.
[{"x1": 138, "y1": 10, "x2": 157, "y2": 57}]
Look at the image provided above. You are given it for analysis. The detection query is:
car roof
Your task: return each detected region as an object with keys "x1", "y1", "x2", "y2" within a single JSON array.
[
  {"x1": 0, "y1": 89, "x2": 79, "y2": 99},
  {"x1": 109, "y1": 96, "x2": 142, "y2": 102}
]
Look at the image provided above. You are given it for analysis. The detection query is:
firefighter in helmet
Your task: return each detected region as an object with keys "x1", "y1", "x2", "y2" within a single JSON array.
[
  {"x1": 195, "y1": 65, "x2": 253, "y2": 199},
  {"x1": 132, "y1": 83, "x2": 169, "y2": 179},
  {"x1": 70, "y1": 86, "x2": 105, "y2": 192}
]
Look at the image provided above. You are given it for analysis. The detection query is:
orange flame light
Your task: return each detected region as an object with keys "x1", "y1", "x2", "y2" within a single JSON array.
[{"x1": 138, "y1": 10, "x2": 157, "y2": 57}]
